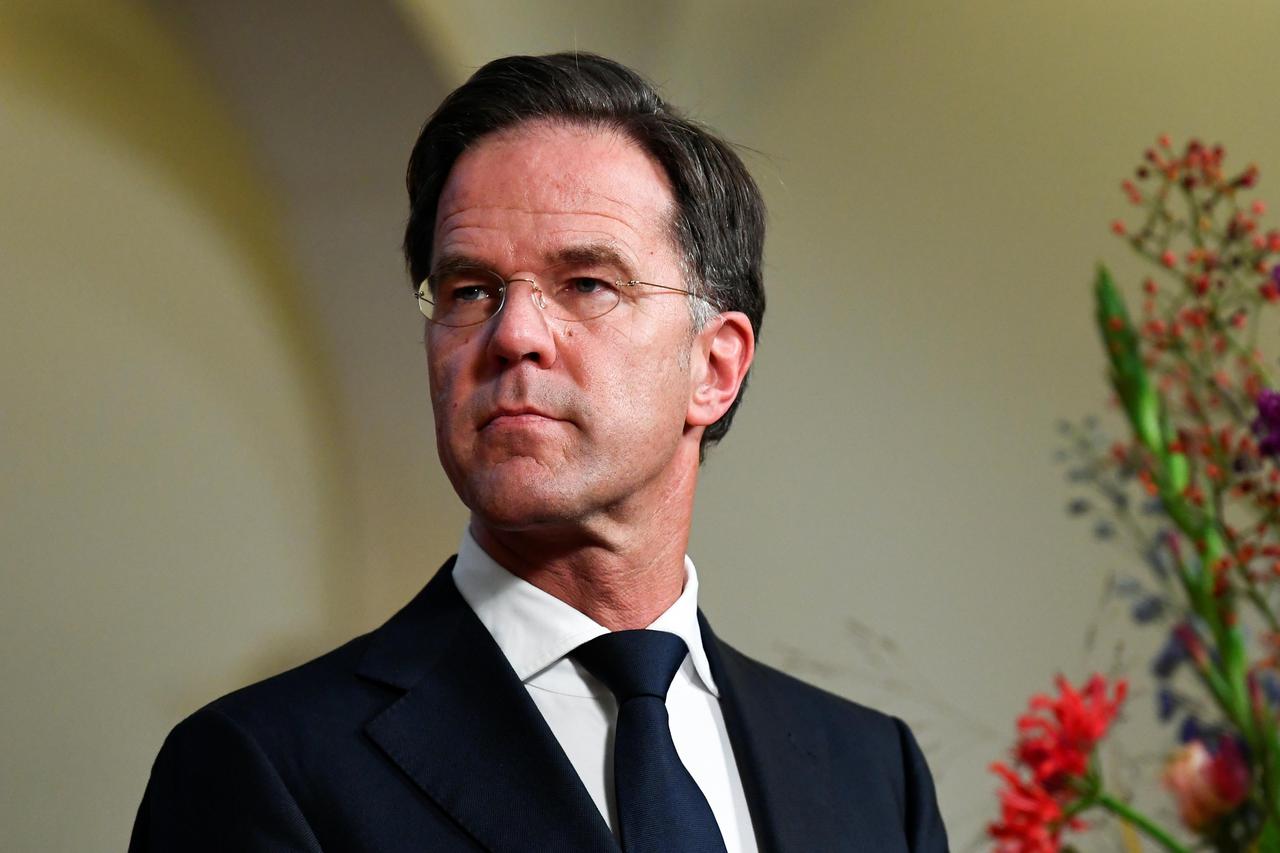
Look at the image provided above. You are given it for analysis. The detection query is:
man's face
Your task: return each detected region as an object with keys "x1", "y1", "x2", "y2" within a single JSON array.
[{"x1": 426, "y1": 121, "x2": 700, "y2": 531}]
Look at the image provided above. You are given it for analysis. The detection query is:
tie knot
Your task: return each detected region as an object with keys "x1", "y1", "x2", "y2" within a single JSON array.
[{"x1": 571, "y1": 630, "x2": 688, "y2": 702}]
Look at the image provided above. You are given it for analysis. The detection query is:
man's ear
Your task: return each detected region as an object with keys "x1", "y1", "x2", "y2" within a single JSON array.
[{"x1": 687, "y1": 311, "x2": 755, "y2": 427}]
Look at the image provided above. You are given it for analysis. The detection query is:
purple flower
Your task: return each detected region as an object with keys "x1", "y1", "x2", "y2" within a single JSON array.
[
  {"x1": 1178, "y1": 715, "x2": 1206, "y2": 744},
  {"x1": 1152, "y1": 629, "x2": 1189, "y2": 678},
  {"x1": 1261, "y1": 671, "x2": 1280, "y2": 708},
  {"x1": 1252, "y1": 389, "x2": 1280, "y2": 458},
  {"x1": 1132, "y1": 595, "x2": 1165, "y2": 623}
]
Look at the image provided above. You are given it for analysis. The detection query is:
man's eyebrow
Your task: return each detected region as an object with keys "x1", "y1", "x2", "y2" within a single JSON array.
[
  {"x1": 548, "y1": 244, "x2": 638, "y2": 278},
  {"x1": 429, "y1": 244, "x2": 640, "y2": 278},
  {"x1": 429, "y1": 253, "x2": 492, "y2": 276}
]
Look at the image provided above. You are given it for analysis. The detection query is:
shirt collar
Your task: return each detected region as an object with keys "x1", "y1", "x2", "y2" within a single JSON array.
[{"x1": 451, "y1": 527, "x2": 719, "y2": 697}]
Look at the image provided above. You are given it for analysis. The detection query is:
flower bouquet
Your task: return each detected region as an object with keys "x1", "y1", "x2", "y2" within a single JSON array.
[{"x1": 990, "y1": 137, "x2": 1280, "y2": 852}]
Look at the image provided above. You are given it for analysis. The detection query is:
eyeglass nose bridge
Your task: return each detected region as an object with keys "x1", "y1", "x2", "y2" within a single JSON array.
[{"x1": 504, "y1": 275, "x2": 548, "y2": 311}]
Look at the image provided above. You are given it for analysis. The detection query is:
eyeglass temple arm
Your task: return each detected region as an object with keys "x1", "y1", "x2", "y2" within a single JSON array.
[{"x1": 618, "y1": 280, "x2": 696, "y2": 297}]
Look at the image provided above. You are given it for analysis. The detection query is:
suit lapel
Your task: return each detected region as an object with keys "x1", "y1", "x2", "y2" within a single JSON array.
[
  {"x1": 700, "y1": 614, "x2": 844, "y2": 853},
  {"x1": 359, "y1": 562, "x2": 618, "y2": 853}
]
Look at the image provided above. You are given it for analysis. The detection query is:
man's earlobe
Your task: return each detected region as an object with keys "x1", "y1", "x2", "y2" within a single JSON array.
[{"x1": 687, "y1": 311, "x2": 755, "y2": 427}]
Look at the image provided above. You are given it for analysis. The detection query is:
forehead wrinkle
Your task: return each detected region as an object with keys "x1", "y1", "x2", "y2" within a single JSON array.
[
  {"x1": 437, "y1": 204, "x2": 650, "y2": 236},
  {"x1": 437, "y1": 163, "x2": 673, "y2": 236},
  {"x1": 435, "y1": 214, "x2": 653, "y2": 270},
  {"x1": 432, "y1": 122, "x2": 682, "y2": 273},
  {"x1": 435, "y1": 230, "x2": 644, "y2": 279}
]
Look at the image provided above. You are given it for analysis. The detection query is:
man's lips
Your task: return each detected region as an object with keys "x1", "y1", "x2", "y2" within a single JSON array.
[{"x1": 480, "y1": 407, "x2": 565, "y2": 430}]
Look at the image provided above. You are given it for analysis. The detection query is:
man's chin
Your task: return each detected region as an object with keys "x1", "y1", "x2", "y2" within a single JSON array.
[
  {"x1": 456, "y1": 469, "x2": 586, "y2": 530},
  {"x1": 467, "y1": 502, "x2": 581, "y2": 533}
]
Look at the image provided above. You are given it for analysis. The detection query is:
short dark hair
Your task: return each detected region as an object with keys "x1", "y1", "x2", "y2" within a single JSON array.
[{"x1": 403, "y1": 52, "x2": 766, "y2": 456}]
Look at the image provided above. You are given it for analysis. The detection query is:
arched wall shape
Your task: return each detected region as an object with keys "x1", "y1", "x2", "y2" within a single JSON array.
[{"x1": 0, "y1": 0, "x2": 359, "y2": 847}]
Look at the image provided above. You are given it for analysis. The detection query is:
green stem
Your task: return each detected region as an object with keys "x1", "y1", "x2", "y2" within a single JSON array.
[{"x1": 1095, "y1": 792, "x2": 1191, "y2": 853}]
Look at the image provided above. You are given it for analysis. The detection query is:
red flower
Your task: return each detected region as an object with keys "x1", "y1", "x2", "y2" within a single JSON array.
[
  {"x1": 1015, "y1": 674, "x2": 1128, "y2": 791},
  {"x1": 989, "y1": 675, "x2": 1127, "y2": 851},
  {"x1": 989, "y1": 762, "x2": 1085, "y2": 852}
]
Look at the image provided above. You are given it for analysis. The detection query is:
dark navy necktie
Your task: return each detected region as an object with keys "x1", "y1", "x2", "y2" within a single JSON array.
[{"x1": 571, "y1": 630, "x2": 729, "y2": 853}]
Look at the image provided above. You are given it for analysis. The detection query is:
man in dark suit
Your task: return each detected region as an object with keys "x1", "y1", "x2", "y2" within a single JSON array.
[{"x1": 130, "y1": 52, "x2": 948, "y2": 852}]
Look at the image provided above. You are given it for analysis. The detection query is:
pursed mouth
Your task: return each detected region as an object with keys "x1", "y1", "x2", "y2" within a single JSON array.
[{"x1": 481, "y1": 409, "x2": 563, "y2": 429}]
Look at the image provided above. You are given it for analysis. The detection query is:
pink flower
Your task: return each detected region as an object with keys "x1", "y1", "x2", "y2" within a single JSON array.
[{"x1": 1162, "y1": 737, "x2": 1250, "y2": 830}]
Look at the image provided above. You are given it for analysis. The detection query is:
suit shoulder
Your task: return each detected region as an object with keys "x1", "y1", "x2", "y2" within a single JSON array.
[
  {"x1": 713, "y1": 638, "x2": 950, "y2": 849},
  {"x1": 163, "y1": 564, "x2": 460, "y2": 757},
  {"x1": 187, "y1": 632, "x2": 384, "y2": 742},
  {"x1": 715, "y1": 637, "x2": 901, "y2": 734}
]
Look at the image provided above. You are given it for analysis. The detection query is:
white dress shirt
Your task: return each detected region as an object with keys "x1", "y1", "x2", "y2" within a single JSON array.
[{"x1": 452, "y1": 529, "x2": 759, "y2": 852}]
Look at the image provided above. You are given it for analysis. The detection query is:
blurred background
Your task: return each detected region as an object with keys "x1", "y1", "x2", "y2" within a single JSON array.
[{"x1": 5, "y1": 0, "x2": 1280, "y2": 849}]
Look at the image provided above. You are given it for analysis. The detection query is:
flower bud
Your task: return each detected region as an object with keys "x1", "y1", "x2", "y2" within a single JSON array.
[{"x1": 1162, "y1": 737, "x2": 1249, "y2": 831}]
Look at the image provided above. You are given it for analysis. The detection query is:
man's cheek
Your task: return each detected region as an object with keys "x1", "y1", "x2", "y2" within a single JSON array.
[{"x1": 428, "y1": 369, "x2": 464, "y2": 424}]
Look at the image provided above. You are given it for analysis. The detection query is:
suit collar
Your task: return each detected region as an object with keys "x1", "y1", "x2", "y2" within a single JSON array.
[
  {"x1": 355, "y1": 560, "x2": 844, "y2": 853},
  {"x1": 358, "y1": 561, "x2": 619, "y2": 853},
  {"x1": 452, "y1": 528, "x2": 721, "y2": 696},
  {"x1": 699, "y1": 613, "x2": 843, "y2": 853},
  {"x1": 355, "y1": 557, "x2": 459, "y2": 690}
]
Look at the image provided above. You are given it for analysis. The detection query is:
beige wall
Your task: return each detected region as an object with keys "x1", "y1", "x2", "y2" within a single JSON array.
[
  {"x1": 0, "y1": 1, "x2": 361, "y2": 847},
  {"x1": 6, "y1": 0, "x2": 1280, "y2": 848}
]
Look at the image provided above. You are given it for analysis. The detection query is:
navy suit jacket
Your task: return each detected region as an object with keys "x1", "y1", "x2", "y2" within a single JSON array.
[{"x1": 130, "y1": 559, "x2": 949, "y2": 852}]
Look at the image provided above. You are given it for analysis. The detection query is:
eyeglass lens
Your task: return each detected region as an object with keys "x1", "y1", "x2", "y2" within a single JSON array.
[{"x1": 418, "y1": 261, "x2": 625, "y2": 327}]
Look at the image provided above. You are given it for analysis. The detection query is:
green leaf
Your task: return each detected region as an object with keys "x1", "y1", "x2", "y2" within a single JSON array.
[{"x1": 1095, "y1": 264, "x2": 1162, "y2": 452}]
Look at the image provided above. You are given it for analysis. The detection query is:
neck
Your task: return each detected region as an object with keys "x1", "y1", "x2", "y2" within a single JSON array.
[{"x1": 470, "y1": 453, "x2": 698, "y2": 631}]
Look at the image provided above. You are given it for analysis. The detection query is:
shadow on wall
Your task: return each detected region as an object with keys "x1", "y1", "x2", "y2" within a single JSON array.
[{"x1": 2, "y1": 1, "x2": 361, "y2": 849}]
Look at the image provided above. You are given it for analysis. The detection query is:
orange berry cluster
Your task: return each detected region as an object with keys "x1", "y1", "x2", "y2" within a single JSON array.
[
  {"x1": 1102, "y1": 138, "x2": 1280, "y2": 598},
  {"x1": 1111, "y1": 136, "x2": 1278, "y2": 305}
]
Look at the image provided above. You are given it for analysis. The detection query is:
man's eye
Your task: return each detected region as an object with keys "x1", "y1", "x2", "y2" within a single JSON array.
[
  {"x1": 437, "y1": 275, "x2": 500, "y2": 303},
  {"x1": 451, "y1": 284, "x2": 492, "y2": 302},
  {"x1": 565, "y1": 277, "x2": 612, "y2": 295}
]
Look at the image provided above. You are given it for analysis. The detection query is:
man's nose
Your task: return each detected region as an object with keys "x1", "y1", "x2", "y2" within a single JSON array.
[{"x1": 485, "y1": 277, "x2": 558, "y2": 367}]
